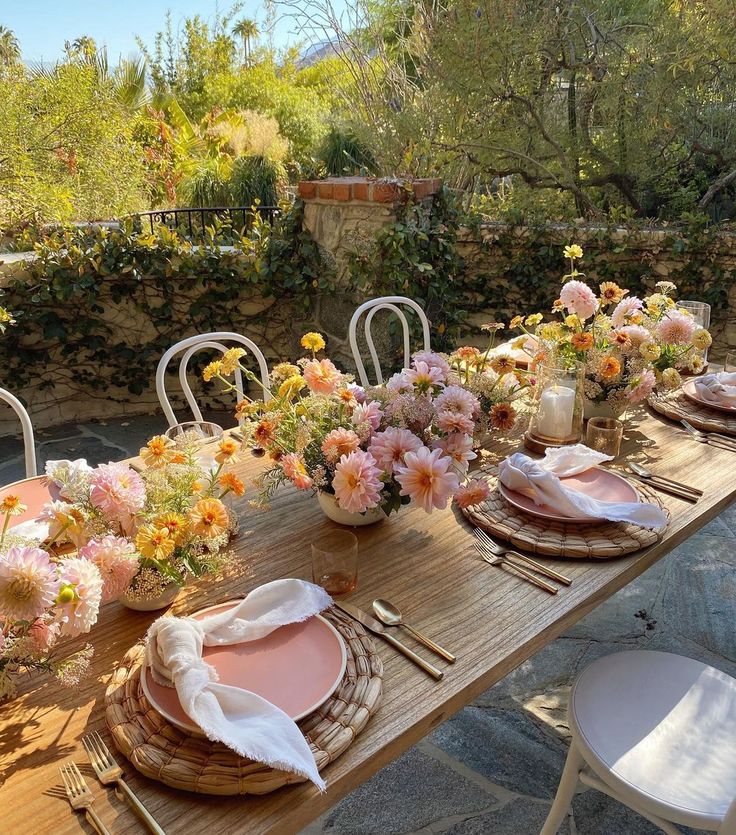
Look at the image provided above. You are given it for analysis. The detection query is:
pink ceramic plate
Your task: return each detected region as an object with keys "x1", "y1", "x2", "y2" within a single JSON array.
[
  {"x1": 498, "y1": 466, "x2": 639, "y2": 523},
  {"x1": 140, "y1": 601, "x2": 348, "y2": 734},
  {"x1": 0, "y1": 476, "x2": 62, "y2": 529},
  {"x1": 681, "y1": 378, "x2": 736, "y2": 414}
]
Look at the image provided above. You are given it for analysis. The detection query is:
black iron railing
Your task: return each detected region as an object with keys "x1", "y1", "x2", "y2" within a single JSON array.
[{"x1": 134, "y1": 206, "x2": 281, "y2": 236}]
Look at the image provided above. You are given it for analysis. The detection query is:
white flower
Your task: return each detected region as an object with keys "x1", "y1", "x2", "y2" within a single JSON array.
[
  {"x1": 44, "y1": 459, "x2": 93, "y2": 500},
  {"x1": 0, "y1": 546, "x2": 60, "y2": 622}
]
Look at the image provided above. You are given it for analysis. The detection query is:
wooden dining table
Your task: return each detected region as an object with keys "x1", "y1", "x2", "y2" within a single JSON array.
[{"x1": 2, "y1": 405, "x2": 734, "y2": 835}]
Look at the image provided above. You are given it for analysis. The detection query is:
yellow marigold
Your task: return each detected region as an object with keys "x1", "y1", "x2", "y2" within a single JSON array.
[
  {"x1": 539, "y1": 322, "x2": 563, "y2": 342},
  {"x1": 563, "y1": 244, "x2": 583, "y2": 260},
  {"x1": 490, "y1": 354, "x2": 516, "y2": 375},
  {"x1": 599, "y1": 282, "x2": 627, "y2": 305},
  {"x1": 490, "y1": 402, "x2": 517, "y2": 430},
  {"x1": 598, "y1": 355, "x2": 622, "y2": 380},
  {"x1": 203, "y1": 360, "x2": 223, "y2": 382},
  {"x1": 692, "y1": 328, "x2": 712, "y2": 350},
  {"x1": 190, "y1": 498, "x2": 229, "y2": 539},
  {"x1": 563, "y1": 315, "x2": 580, "y2": 329},
  {"x1": 215, "y1": 438, "x2": 241, "y2": 464},
  {"x1": 135, "y1": 525, "x2": 176, "y2": 561},
  {"x1": 140, "y1": 435, "x2": 176, "y2": 468},
  {"x1": 661, "y1": 367, "x2": 682, "y2": 389},
  {"x1": 220, "y1": 347, "x2": 247, "y2": 375},
  {"x1": 525, "y1": 313, "x2": 543, "y2": 327},
  {"x1": 571, "y1": 332, "x2": 594, "y2": 352},
  {"x1": 301, "y1": 332, "x2": 326, "y2": 353},
  {"x1": 509, "y1": 315, "x2": 524, "y2": 329},
  {"x1": 154, "y1": 512, "x2": 190, "y2": 544},
  {"x1": 219, "y1": 472, "x2": 246, "y2": 497},
  {"x1": 278, "y1": 375, "x2": 306, "y2": 400},
  {"x1": 271, "y1": 362, "x2": 301, "y2": 383},
  {"x1": 639, "y1": 341, "x2": 661, "y2": 362},
  {"x1": 0, "y1": 495, "x2": 26, "y2": 516}
]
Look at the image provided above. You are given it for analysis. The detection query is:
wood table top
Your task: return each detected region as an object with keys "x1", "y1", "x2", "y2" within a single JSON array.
[{"x1": 2, "y1": 405, "x2": 734, "y2": 835}]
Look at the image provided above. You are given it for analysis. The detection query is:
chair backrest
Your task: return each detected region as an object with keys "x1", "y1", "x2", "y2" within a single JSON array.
[
  {"x1": 348, "y1": 296, "x2": 431, "y2": 386},
  {"x1": 156, "y1": 332, "x2": 271, "y2": 427},
  {"x1": 722, "y1": 797, "x2": 736, "y2": 835},
  {"x1": 0, "y1": 388, "x2": 37, "y2": 478}
]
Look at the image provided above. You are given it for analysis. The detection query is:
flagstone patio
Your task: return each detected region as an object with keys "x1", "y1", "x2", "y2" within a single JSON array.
[{"x1": 2, "y1": 413, "x2": 733, "y2": 835}]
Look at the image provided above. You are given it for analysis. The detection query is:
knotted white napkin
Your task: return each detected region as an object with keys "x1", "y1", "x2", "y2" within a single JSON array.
[
  {"x1": 498, "y1": 444, "x2": 668, "y2": 529},
  {"x1": 146, "y1": 578, "x2": 333, "y2": 790},
  {"x1": 693, "y1": 372, "x2": 736, "y2": 408}
]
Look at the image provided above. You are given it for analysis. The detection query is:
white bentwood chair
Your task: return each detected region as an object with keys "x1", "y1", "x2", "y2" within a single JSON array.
[
  {"x1": 541, "y1": 651, "x2": 736, "y2": 835},
  {"x1": 348, "y1": 296, "x2": 431, "y2": 386},
  {"x1": 0, "y1": 387, "x2": 37, "y2": 477},
  {"x1": 155, "y1": 332, "x2": 271, "y2": 428}
]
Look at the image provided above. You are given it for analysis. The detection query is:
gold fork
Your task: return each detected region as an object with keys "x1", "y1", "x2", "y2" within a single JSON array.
[
  {"x1": 82, "y1": 731, "x2": 166, "y2": 834},
  {"x1": 60, "y1": 761, "x2": 111, "y2": 835}
]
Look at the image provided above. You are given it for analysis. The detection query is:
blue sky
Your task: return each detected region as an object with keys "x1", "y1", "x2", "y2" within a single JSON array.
[{"x1": 1, "y1": 1, "x2": 313, "y2": 63}]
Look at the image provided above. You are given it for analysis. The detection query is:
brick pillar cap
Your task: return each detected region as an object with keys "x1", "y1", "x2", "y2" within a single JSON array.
[{"x1": 298, "y1": 176, "x2": 442, "y2": 203}]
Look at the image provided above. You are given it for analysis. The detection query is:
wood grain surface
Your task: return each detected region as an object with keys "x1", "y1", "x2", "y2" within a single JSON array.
[{"x1": 2, "y1": 405, "x2": 733, "y2": 835}]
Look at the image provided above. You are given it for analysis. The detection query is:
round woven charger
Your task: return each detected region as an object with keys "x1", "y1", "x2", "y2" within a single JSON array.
[
  {"x1": 461, "y1": 464, "x2": 668, "y2": 559},
  {"x1": 104, "y1": 607, "x2": 383, "y2": 795},
  {"x1": 648, "y1": 389, "x2": 736, "y2": 436}
]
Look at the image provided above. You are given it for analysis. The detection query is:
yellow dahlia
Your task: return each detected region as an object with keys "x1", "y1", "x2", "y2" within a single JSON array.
[{"x1": 135, "y1": 525, "x2": 176, "y2": 561}]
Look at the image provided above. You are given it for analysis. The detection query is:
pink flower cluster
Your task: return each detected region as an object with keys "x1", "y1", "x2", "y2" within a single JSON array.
[
  {"x1": 78, "y1": 536, "x2": 139, "y2": 601},
  {"x1": 89, "y1": 462, "x2": 145, "y2": 533},
  {"x1": 333, "y1": 450, "x2": 383, "y2": 513},
  {"x1": 560, "y1": 280, "x2": 598, "y2": 321}
]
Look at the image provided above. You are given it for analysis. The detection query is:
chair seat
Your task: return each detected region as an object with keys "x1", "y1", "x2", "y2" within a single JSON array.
[{"x1": 570, "y1": 650, "x2": 736, "y2": 829}]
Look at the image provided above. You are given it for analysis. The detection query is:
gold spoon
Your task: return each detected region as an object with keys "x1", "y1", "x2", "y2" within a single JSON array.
[{"x1": 372, "y1": 598, "x2": 456, "y2": 663}]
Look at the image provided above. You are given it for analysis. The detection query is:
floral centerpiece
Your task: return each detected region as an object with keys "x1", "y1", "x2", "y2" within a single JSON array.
[
  {"x1": 203, "y1": 337, "x2": 483, "y2": 524},
  {"x1": 509, "y1": 245, "x2": 712, "y2": 418}
]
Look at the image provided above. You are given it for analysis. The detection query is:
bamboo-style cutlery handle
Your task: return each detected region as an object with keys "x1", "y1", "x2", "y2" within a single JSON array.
[
  {"x1": 403, "y1": 624, "x2": 456, "y2": 663},
  {"x1": 380, "y1": 631, "x2": 444, "y2": 680}
]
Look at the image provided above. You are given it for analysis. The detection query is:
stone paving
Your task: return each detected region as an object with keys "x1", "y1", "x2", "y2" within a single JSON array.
[{"x1": 2, "y1": 413, "x2": 734, "y2": 835}]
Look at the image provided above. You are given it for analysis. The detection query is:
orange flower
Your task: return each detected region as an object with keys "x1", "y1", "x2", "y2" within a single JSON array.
[
  {"x1": 215, "y1": 438, "x2": 241, "y2": 464},
  {"x1": 135, "y1": 525, "x2": 176, "y2": 560},
  {"x1": 189, "y1": 498, "x2": 229, "y2": 538},
  {"x1": 599, "y1": 355, "x2": 622, "y2": 380},
  {"x1": 0, "y1": 495, "x2": 26, "y2": 516},
  {"x1": 154, "y1": 512, "x2": 190, "y2": 544},
  {"x1": 599, "y1": 282, "x2": 627, "y2": 305},
  {"x1": 490, "y1": 402, "x2": 517, "y2": 430},
  {"x1": 219, "y1": 472, "x2": 246, "y2": 497},
  {"x1": 253, "y1": 417, "x2": 279, "y2": 448},
  {"x1": 140, "y1": 435, "x2": 176, "y2": 468},
  {"x1": 490, "y1": 354, "x2": 516, "y2": 375},
  {"x1": 612, "y1": 330, "x2": 630, "y2": 346},
  {"x1": 571, "y1": 332, "x2": 594, "y2": 352},
  {"x1": 235, "y1": 399, "x2": 261, "y2": 420}
]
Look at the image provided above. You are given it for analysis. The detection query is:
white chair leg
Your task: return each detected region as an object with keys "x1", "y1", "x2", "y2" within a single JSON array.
[{"x1": 540, "y1": 742, "x2": 585, "y2": 835}]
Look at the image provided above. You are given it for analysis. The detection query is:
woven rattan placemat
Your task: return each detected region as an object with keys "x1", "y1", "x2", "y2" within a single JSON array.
[
  {"x1": 105, "y1": 607, "x2": 383, "y2": 795},
  {"x1": 648, "y1": 389, "x2": 736, "y2": 436},
  {"x1": 461, "y1": 464, "x2": 668, "y2": 559}
]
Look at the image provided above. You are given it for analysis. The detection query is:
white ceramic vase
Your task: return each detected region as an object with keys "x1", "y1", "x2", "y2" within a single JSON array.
[
  {"x1": 119, "y1": 581, "x2": 180, "y2": 612},
  {"x1": 318, "y1": 491, "x2": 386, "y2": 527}
]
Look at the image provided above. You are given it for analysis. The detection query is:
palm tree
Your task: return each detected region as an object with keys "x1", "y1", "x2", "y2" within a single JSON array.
[
  {"x1": 232, "y1": 19, "x2": 259, "y2": 66},
  {"x1": 65, "y1": 36, "x2": 97, "y2": 61},
  {"x1": 0, "y1": 26, "x2": 20, "y2": 66}
]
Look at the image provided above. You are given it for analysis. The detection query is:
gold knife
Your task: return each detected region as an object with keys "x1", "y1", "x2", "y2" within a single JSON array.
[{"x1": 334, "y1": 601, "x2": 444, "y2": 680}]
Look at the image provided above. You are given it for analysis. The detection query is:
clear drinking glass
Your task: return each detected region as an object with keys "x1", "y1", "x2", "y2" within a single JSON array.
[
  {"x1": 164, "y1": 421, "x2": 224, "y2": 447},
  {"x1": 679, "y1": 300, "x2": 712, "y2": 362},
  {"x1": 311, "y1": 530, "x2": 358, "y2": 596},
  {"x1": 586, "y1": 417, "x2": 624, "y2": 458}
]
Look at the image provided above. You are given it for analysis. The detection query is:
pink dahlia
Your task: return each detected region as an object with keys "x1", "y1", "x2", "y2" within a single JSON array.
[
  {"x1": 55, "y1": 557, "x2": 103, "y2": 637},
  {"x1": 656, "y1": 310, "x2": 697, "y2": 345},
  {"x1": 386, "y1": 372, "x2": 411, "y2": 393},
  {"x1": 434, "y1": 433, "x2": 476, "y2": 476},
  {"x1": 321, "y1": 428, "x2": 361, "y2": 464},
  {"x1": 332, "y1": 449, "x2": 383, "y2": 513},
  {"x1": 303, "y1": 358, "x2": 341, "y2": 395},
  {"x1": 412, "y1": 351, "x2": 451, "y2": 378},
  {"x1": 368, "y1": 427, "x2": 423, "y2": 474},
  {"x1": 0, "y1": 546, "x2": 60, "y2": 622},
  {"x1": 454, "y1": 478, "x2": 491, "y2": 509},
  {"x1": 403, "y1": 361, "x2": 445, "y2": 390},
  {"x1": 281, "y1": 453, "x2": 314, "y2": 490},
  {"x1": 28, "y1": 617, "x2": 60, "y2": 651},
  {"x1": 434, "y1": 385, "x2": 479, "y2": 417},
  {"x1": 611, "y1": 296, "x2": 644, "y2": 328},
  {"x1": 560, "y1": 280, "x2": 598, "y2": 321},
  {"x1": 89, "y1": 462, "x2": 145, "y2": 532},
  {"x1": 395, "y1": 446, "x2": 460, "y2": 513},
  {"x1": 352, "y1": 400, "x2": 384, "y2": 433},
  {"x1": 619, "y1": 324, "x2": 652, "y2": 346},
  {"x1": 436, "y1": 410, "x2": 475, "y2": 435},
  {"x1": 78, "y1": 535, "x2": 139, "y2": 601},
  {"x1": 626, "y1": 369, "x2": 657, "y2": 403}
]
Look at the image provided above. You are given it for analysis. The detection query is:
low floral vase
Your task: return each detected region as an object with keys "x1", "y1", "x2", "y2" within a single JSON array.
[
  {"x1": 584, "y1": 398, "x2": 627, "y2": 421},
  {"x1": 317, "y1": 491, "x2": 386, "y2": 527},
  {"x1": 118, "y1": 582, "x2": 180, "y2": 612}
]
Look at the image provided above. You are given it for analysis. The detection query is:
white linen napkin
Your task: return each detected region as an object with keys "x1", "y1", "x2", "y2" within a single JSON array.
[
  {"x1": 146, "y1": 578, "x2": 333, "y2": 790},
  {"x1": 693, "y1": 372, "x2": 736, "y2": 408},
  {"x1": 498, "y1": 444, "x2": 668, "y2": 529}
]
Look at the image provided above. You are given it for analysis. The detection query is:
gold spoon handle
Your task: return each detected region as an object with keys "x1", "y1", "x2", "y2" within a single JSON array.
[
  {"x1": 403, "y1": 624, "x2": 456, "y2": 663},
  {"x1": 378, "y1": 631, "x2": 444, "y2": 680}
]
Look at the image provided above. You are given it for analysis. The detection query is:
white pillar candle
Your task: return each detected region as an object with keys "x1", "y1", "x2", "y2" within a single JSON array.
[{"x1": 536, "y1": 385, "x2": 576, "y2": 439}]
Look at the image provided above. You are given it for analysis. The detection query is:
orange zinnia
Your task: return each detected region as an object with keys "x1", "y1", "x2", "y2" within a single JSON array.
[
  {"x1": 190, "y1": 498, "x2": 229, "y2": 538},
  {"x1": 599, "y1": 355, "x2": 622, "y2": 380},
  {"x1": 571, "y1": 332, "x2": 594, "y2": 352},
  {"x1": 219, "y1": 472, "x2": 246, "y2": 497},
  {"x1": 490, "y1": 402, "x2": 517, "y2": 430},
  {"x1": 215, "y1": 438, "x2": 241, "y2": 464}
]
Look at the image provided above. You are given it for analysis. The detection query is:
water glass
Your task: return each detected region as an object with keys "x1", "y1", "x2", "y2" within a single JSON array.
[
  {"x1": 311, "y1": 530, "x2": 358, "y2": 596},
  {"x1": 586, "y1": 417, "x2": 624, "y2": 458},
  {"x1": 164, "y1": 420, "x2": 224, "y2": 447},
  {"x1": 725, "y1": 352, "x2": 736, "y2": 373},
  {"x1": 679, "y1": 300, "x2": 712, "y2": 362}
]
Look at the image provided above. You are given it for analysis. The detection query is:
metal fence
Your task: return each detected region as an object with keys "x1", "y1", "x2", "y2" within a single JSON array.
[{"x1": 133, "y1": 206, "x2": 281, "y2": 236}]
